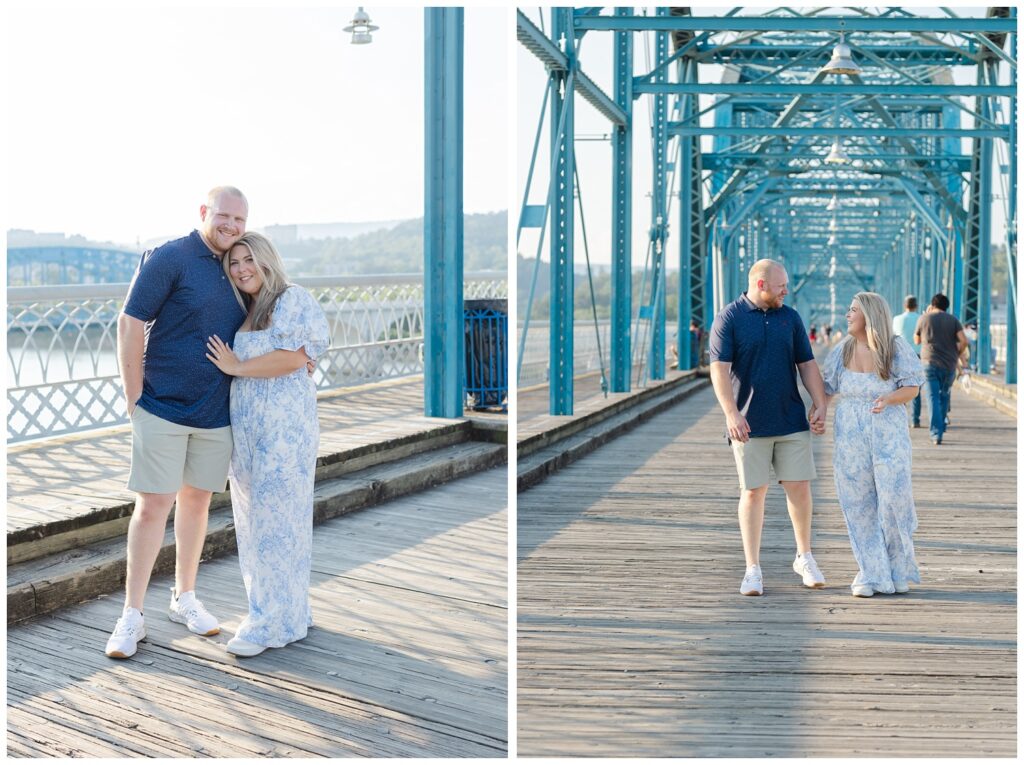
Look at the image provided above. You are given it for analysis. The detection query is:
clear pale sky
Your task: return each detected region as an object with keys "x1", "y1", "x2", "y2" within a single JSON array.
[
  {"x1": 7, "y1": 5, "x2": 508, "y2": 246},
  {"x1": 517, "y1": 7, "x2": 1011, "y2": 268}
]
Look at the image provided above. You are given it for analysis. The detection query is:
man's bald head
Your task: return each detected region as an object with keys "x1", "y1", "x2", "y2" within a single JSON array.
[
  {"x1": 748, "y1": 259, "x2": 784, "y2": 288},
  {"x1": 747, "y1": 259, "x2": 789, "y2": 310}
]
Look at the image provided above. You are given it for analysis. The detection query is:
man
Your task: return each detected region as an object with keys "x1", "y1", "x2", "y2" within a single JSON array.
[
  {"x1": 689, "y1": 318, "x2": 703, "y2": 368},
  {"x1": 105, "y1": 187, "x2": 249, "y2": 658},
  {"x1": 892, "y1": 295, "x2": 923, "y2": 427},
  {"x1": 914, "y1": 293, "x2": 967, "y2": 445},
  {"x1": 709, "y1": 259, "x2": 829, "y2": 597}
]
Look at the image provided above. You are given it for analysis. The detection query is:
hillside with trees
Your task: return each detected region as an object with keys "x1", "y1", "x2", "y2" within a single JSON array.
[{"x1": 283, "y1": 211, "x2": 507, "y2": 276}]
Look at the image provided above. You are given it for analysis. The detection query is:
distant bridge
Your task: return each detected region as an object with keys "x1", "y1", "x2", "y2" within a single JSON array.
[{"x1": 8, "y1": 246, "x2": 141, "y2": 286}]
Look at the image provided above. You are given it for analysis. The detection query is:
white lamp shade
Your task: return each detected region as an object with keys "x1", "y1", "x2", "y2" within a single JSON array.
[
  {"x1": 825, "y1": 138, "x2": 850, "y2": 165},
  {"x1": 823, "y1": 36, "x2": 861, "y2": 75}
]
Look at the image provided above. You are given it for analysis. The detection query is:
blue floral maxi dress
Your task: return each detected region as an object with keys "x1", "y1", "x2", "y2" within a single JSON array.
[
  {"x1": 229, "y1": 285, "x2": 330, "y2": 647},
  {"x1": 822, "y1": 337, "x2": 926, "y2": 593}
]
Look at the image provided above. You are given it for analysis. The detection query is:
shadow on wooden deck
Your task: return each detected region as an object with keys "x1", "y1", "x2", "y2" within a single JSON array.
[
  {"x1": 518, "y1": 384, "x2": 1016, "y2": 757},
  {"x1": 8, "y1": 469, "x2": 508, "y2": 757}
]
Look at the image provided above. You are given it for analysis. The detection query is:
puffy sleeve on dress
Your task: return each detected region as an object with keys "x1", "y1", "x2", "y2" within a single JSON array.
[
  {"x1": 892, "y1": 335, "x2": 925, "y2": 389},
  {"x1": 269, "y1": 285, "x2": 331, "y2": 359},
  {"x1": 821, "y1": 343, "x2": 844, "y2": 396}
]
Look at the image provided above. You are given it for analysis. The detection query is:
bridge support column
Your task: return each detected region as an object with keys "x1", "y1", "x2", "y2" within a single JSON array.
[
  {"x1": 678, "y1": 56, "x2": 705, "y2": 371},
  {"x1": 549, "y1": 7, "x2": 575, "y2": 414},
  {"x1": 963, "y1": 61, "x2": 995, "y2": 373},
  {"x1": 423, "y1": 7, "x2": 464, "y2": 418},
  {"x1": 1005, "y1": 18, "x2": 1017, "y2": 384},
  {"x1": 647, "y1": 7, "x2": 669, "y2": 381},
  {"x1": 610, "y1": 7, "x2": 633, "y2": 391}
]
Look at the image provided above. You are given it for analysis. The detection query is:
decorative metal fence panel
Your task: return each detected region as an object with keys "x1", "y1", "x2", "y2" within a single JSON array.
[
  {"x1": 464, "y1": 300, "x2": 508, "y2": 411},
  {"x1": 8, "y1": 273, "x2": 506, "y2": 443}
]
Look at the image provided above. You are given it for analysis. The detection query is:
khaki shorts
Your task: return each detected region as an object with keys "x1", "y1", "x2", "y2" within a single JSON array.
[
  {"x1": 127, "y1": 406, "x2": 233, "y2": 494},
  {"x1": 731, "y1": 429, "x2": 816, "y2": 491}
]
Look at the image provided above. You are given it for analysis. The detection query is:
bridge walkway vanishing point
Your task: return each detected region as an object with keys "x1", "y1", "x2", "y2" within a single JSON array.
[
  {"x1": 9, "y1": 467, "x2": 507, "y2": 757},
  {"x1": 517, "y1": 382, "x2": 1016, "y2": 757}
]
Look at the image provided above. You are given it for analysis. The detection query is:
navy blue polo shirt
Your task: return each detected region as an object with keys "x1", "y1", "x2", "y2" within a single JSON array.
[
  {"x1": 123, "y1": 230, "x2": 246, "y2": 428},
  {"x1": 709, "y1": 292, "x2": 815, "y2": 438}
]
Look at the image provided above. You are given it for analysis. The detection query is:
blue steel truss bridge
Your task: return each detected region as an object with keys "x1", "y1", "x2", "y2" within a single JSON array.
[{"x1": 517, "y1": 6, "x2": 1016, "y2": 416}]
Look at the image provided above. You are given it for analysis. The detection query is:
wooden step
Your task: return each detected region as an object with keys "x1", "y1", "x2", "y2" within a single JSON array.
[
  {"x1": 8, "y1": 421, "x2": 473, "y2": 566},
  {"x1": 961, "y1": 373, "x2": 1017, "y2": 418},
  {"x1": 8, "y1": 440, "x2": 507, "y2": 625}
]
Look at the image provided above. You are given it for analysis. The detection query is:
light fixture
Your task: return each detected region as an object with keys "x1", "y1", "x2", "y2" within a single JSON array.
[
  {"x1": 824, "y1": 95, "x2": 850, "y2": 165},
  {"x1": 825, "y1": 137, "x2": 850, "y2": 165},
  {"x1": 829, "y1": 217, "x2": 839, "y2": 232},
  {"x1": 823, "y1": 33, "x2": 861, "y2": 76},
  {"x1": 827, "y1": 194, "x2": 839, "y2": 211},
  {"x1": 344, "y1": 7, "x2": 379, "y2": 44},
  {"x1": 828, "y1": 233, "x2": 838, "y2": 246}
]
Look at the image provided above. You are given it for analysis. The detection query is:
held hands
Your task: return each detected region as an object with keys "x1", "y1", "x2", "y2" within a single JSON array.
[
  {"x1": 726, "y1": 411, "x2": 751, "y2": 443},
  {"x1": 206, "y1": 335, "x2": 243, "y2": 376},
  {"x1": 808, "y1": 405, "x2": 827, "y2": 435}
]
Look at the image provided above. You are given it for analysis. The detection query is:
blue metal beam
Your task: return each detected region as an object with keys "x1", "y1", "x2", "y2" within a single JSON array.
[
  {"x1": 517, "y1": 9, "x2": 626, "y2": 126},
  {"x1": 647, "y1": 9, "x2": 668, "y2": 382},
  {"x1": 423, "y1": 8, "x2": 464, "y2": 418},
  {"x1": 574, "y1": 16, "x2": 1017, "y2": 33},
  {"x1": 671, "y1": 125, "x2": 1008, "y2": 138},
  {"x1": 516, "y1": 10, "x2": 566, "y2": 70},
  {"x1": 549, "y1": 8, "x2": 575, "y2": 415},
  {"x1": 610, "y1": 6, "x2": 632, "y2": 392},
  {"x1": 1006, "y1": 14, "x2": 1017, "y2": 384},
  {"x1": 678, "y1": 60, "x2": 707, "y2": 373},
  {"x1": 636, "y1": 82, "x2": 1015, "y2": 97},
  {"x1": 693, "y1": 43, "x2": 978, "y2": 65},
  {"x1": 702, "y1": 153, "x2": 971, "y2": 171},
  {"x1": 706, "y1": 71, "x2": 826, "y2": 220}
]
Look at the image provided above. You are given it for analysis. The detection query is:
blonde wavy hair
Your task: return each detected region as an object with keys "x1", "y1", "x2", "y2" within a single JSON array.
[
  {"x1": 842, "y1": 291, "x2": 896, "y2": 380},
  {"x1": 224, "y1": 232, "x2": 290, "y2": 331}
]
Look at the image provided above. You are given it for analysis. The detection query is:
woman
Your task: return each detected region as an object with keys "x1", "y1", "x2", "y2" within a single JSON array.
[
  {"x1": 822, "y1": 292, "x2": 925, "y2": 598},
  {"x1": 205, "y1": 232, "x2": 330, "y2": 655}
]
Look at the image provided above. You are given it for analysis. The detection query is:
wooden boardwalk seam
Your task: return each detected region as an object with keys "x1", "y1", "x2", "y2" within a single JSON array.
[
  {"x1": 7, "y1": 378, "x2": 480, "y2": 538},
  {"x1": 8, "y1": 468, "x2": 508, "y2": 758},
  {"x1": 518, "y1": 385, "x2": 1016, "y2": 757}
]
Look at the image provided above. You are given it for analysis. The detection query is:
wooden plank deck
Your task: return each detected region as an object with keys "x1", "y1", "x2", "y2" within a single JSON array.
[
  {"x1": 7, "y1": 377, "x2": 484, "y2": 537},
  {"x1": 8, "y1": 468, "x2": 508, "y2": 758},
  {"x1": 518, "y1": 368, "x2": 695, "y2": 444},
  {"x1": 518, "y1": 385, "x2": 1016, "y2": 757}
]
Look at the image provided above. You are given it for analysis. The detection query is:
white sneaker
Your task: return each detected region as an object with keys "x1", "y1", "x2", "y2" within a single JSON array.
[
  {"x1": 793, "y1": 552, "x2": 826, "y2": 589},
  {"x1": 740, "y1": 564, "x2": 763, "y2": 596},
  {"x1": 105, "y1": 607, "x2": 146, "y2": 658},
  {"x1": 226, "y1": 636, "x2": 266, "y2": 657},
  {"x1": 852, "y1": 583, "x2": 874, "y2": 598},
  {"x1": 168, "y1": 589, "x2": 219, "y2": 636},
  {"x1": 893, "y1": 580, "x2": 910, "y2": 594}
]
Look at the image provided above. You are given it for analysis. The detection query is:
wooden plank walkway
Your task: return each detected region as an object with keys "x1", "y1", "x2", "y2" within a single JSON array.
[
  {"x1": 8, "y1": 468, "x2": 507, "y2": 757},
  {"x1": 518, "y1": 368, "x2": 694, "y2": 444},
  {"x1": 518, "y1": 385, "x2": 1016, "y2": 757},
  {"x1": 7, "y1": 377, "x2": 499, "y2": 536}
]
